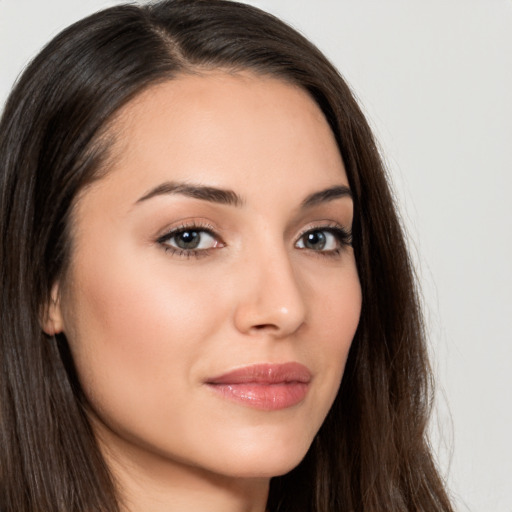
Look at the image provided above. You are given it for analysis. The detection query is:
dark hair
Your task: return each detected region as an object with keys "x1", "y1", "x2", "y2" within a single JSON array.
[{"x1": 0, "y1": 1, "x2": 453, "y2": 511}]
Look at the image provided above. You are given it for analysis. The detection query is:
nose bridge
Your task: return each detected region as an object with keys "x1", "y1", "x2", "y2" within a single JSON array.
[{"x1": 233, "y1": 234, "x2": 307, "y2": 337}]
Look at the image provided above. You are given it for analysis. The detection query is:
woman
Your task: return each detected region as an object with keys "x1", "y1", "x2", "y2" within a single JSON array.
[{"x1": 0, "y1": 1, "x2": 453, "y2": 511}]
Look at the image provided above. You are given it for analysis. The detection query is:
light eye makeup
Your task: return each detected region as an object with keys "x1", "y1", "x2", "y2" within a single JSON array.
[
  {"x1": 295, "y1": 224, "x2": 353, "y2": 258},
  {"x1": 156, "y1": 222, "x2": 224, "y2": 259},
  {"x1": 156, "y1": 220, "x2": 352, "y2": 260}
]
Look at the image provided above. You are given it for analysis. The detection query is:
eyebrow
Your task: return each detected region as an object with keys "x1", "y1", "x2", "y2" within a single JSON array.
[
  {"x1": 135, "y1": 181, "x2": 352, "y2": 208},
  {"x1": 136, "y1": 181, "x2": 244, "y2": 207},
  {"x1": 300, "y1": 185, "x2": 352, "y2": 208}
]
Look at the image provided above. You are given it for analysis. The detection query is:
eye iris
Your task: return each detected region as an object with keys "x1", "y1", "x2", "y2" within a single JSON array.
[
  {"x1": 305, "y1": 231, "x2": 326, "y2": 250},
  {"x1": 175, "y1": 230, "x2": 200, "y2": 249}
]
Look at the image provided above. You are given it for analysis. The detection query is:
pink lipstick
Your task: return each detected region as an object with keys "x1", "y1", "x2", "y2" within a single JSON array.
[{"x1": 205, "y1": 362, "x2": 311, "y2": 411}]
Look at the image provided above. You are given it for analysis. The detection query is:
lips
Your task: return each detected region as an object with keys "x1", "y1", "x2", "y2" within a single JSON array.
[{"x1": 205, "y1": 362, "x2": 311, "y2": 411}]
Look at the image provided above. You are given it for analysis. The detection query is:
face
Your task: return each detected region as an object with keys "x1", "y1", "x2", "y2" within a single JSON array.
[{"x1": 50, "y1": 72, "x2": 361, "y2": 481}]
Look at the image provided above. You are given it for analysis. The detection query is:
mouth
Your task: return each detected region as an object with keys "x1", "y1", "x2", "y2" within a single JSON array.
[{"x1": 205, "y1": 362, "x2": 311, "y2": 411}]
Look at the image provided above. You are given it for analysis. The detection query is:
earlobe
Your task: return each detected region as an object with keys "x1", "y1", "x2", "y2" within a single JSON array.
[{"x1": 42, "y1": 283, "x2": 64, "y2": 335}]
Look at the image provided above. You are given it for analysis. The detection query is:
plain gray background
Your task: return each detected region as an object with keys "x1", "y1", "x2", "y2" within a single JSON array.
[{"x1": 1, "y1": 1, "x2": 511, "y2": 510}]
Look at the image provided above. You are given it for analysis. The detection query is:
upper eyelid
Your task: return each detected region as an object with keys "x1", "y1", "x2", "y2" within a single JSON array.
[
  {"x1": 295, "y1": 221, "x2": 352, "y2": 238},
  {"x1": 156, "y1": 221, "x2": 221, "y2": 242}
]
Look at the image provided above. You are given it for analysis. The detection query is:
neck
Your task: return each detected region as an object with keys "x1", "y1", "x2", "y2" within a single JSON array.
[
  {"x1": 117, "y1": 461, "x2": 269, "y2": 512},
  {"x1": 96, "y1": 425, "x2": 270, "y2": 512}
]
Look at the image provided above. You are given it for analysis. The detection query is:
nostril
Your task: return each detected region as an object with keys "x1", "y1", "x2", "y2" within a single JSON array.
[{"x1": 252, "y1": 323, "x2": 279, "y2": 331}]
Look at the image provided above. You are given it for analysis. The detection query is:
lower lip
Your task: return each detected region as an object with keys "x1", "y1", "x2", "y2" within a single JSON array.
[{"x1": 207, "y1": 382, "x2": 309, "y2": 411}]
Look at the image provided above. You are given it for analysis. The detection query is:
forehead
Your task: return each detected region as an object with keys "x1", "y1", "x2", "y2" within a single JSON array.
[{"x1": 87, "y1": 71, "x2": 347, "y2": 205}]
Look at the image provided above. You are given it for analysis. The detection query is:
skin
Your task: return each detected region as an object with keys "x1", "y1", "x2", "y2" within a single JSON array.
[{"x1": 46, "y1": 72, "x2": 362, "y2": 512}]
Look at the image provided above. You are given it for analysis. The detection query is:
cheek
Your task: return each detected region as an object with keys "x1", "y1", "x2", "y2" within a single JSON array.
[
  {"x1": 305, "y1": 261, "x2": 361, "y2": 400},
  {"x1": 61, "y1": 246, "x2": 229, "y2": 422}
]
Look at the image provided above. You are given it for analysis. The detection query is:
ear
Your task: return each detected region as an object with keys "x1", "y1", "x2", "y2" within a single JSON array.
[{"x1": 42, "y1": 282, "x2": 64, "y2": 335}]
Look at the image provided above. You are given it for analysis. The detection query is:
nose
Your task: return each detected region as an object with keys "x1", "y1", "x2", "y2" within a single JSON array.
[{"x1": 233, "y1": 246, "x2": 307, "y2": 338}]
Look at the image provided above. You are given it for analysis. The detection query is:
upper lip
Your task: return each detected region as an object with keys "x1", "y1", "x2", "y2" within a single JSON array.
[{"x1": 206, "y1": 362, "x2": 311, "y2": 385}]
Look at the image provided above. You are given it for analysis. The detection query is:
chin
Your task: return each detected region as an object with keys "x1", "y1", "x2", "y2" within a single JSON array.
[
  {"x1": 198, "y1": 424, "x2": 315, "y2": 479},
  {"x1": 212, "y1": 454, "x2": 307, "y2": 480}
]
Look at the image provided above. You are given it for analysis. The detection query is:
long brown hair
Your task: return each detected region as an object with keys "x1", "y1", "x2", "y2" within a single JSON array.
[{"x1": 0, "y1": 1, "x2": 453, "y2": 510}]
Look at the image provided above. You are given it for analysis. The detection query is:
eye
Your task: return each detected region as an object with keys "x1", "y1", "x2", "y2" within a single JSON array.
[
  {"x1": 295, "y1": 227, "x2": 351, "y2": 253},
  {"x1": 157, "y1": 225, "x2": 223, "y2": 255}
]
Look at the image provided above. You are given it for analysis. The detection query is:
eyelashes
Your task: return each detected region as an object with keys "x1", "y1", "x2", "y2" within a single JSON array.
[
  {"x1": 295, "y1": 225, "x2": 352, "y2": 257},
  {"x1": 156, "y1": 222, "x2": 222, "y2": 259},
  {"x1": 157, "y1": 222, "x2": 352, "y2": 260}
]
